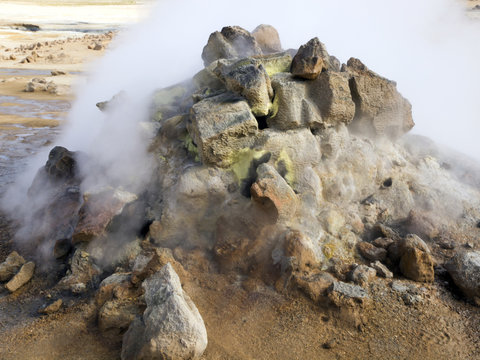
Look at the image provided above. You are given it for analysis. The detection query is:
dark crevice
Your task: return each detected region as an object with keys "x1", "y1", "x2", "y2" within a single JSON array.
[
  {"x1": 256, "y1": 116, "x2": 269, "y2": 130},
  {"x1": 139, "y1": 219, "x2": 154, "y2": 238},
  {"x1": 240, "y1": 152, "x2": 272, "y2": 198},
  {"x1": 383, "y1": 178, "x2": 393, "y2": 188},
  {"x1": 476, "y1": 221, "x2": 480, "y2": 229}
]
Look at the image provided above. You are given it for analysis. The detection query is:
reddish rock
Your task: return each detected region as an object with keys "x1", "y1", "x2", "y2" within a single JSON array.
[
  {"x1": 357, "y1": 241, "x2": 387, "y2": 262},
  {"x1": 291, "y1": 37, "x2": 325, "y2": 80}
]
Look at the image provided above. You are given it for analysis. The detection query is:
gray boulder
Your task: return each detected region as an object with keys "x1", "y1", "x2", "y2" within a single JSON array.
[
  {"x1": 218, "y1": 58, "x2": 273, "y2": 117},
  {"x1": 121, "y1": 263, "x2": 207, "y2": 360},
  {"x1": 342, "y1": 57, "x2": 414, "y2": 139},
  {"x1": 201, "y1": 26, "x2": 262, "y2": 66},
  {"x1": 446, "y1": 251, "x2": 480, "y2": 305},
  {"x1": 187, "y1": 92, "x2": 258, "y2": 167}
]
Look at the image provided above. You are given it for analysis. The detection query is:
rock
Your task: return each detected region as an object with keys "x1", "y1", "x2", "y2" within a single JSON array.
[
  {"x1": 57, "y1": 248, "x2": 100, "y2": 291},
  {"x1": 9, "y1": 54, "x2": 16, "y2": 61},
  {"x1": 96, "y1": 272, "x2": 132, "y2": 307},
  {"x1": 404, "y1": 209, "x2": 439, "y2": 240},
  {"x1": 284, "y1": 230, "x2": 320, "y2": 272},
  {"x1": 218, "y1": 58, "x2": 273, "y2": 117},
  {"x1": 187, "y1": 92, "x2": 258, "y2": 167},
  {"x1": 73, "y1": 188, "x2": 138, "y2": 244},
  {"x1": 44, "y1": 146, "x2": 78, "y2": 179},
  {"x1": 93, "y1": 43, "x2": 104, "y2": 51},
  {"x1": 398, "y1": 235, "x2": 434, "y2": 282},
  {"x1": 328, "y1": 281, "x2": 369, "y2": 307},
  {"x1": 251, "y1": 163, "x2": 297, "y2": 222},
  {"x1": 121, "y1": 264, "x2": 207, "y2": 360},
  {"x1": 251, "y1": 24, "x2": 282, "y2": 54},
  {"x1": 343, "y1": 57, "x2": 414, "y2": 139},
  {"x1": 255, "y1": 52, "x2": 292, "y2": 77},
  {"x1": 150, "y1": 84, "x2": 192, "y2": 122},
  {"x1": 99, "y1": 299, "x2": 141, "y2": 335},
  {"x1": 51, "y1": 70, "x2": 66, "y2": 76},
  {"x1": 445, "y1": 251, "x2": 480, "y2": 304},
  {"x1": 39, "y1": 299, "x2": 63, "y2": 314},
  {"x1": 348, "y1": 264, "x2": 376, "y2": 286},
  {"x1": 201, "y1": 26, "x2": 262, "y2": 66},
  {"x1": 131, "y1": 248, "x2": 184, "y2": 285},
  {"x1": 291, "y1": 37, "x2": 325, "y2": 80},
  {"x1": 5, "y1": 261, "x2": 35, "y2": 292},
  {"x1": 0, "y1": 251, "x2": 26, "y2": 282},
  {"x1": 357, "y1": 241, "x2": 387, "y2": 262},
  {"x1": 308, "y1": 71, "x2": 355, "y2": 126},
  {"x1": 268, "y1": 73, "x2": 322, "y2": 130},
  {"x1": 371, "y1": 261, "x2": 393, "y2": 278},
  {"x1": 372, "y1": 237, "x2": 394, "y2": 249},
  {"x1": 295, "y1": 272, "x2": 335, "y2": 302}
]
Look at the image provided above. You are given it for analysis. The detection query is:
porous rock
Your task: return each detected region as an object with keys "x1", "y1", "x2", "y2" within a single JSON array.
[
  {"x1": 6, "y1": 261, "x2": 35, "y2": 292},
  {"x1": 0, "y1": 251, "x2": 25, "y2": 282},
  {"x1": 251, "y1": 163, "x2": 297, "y2": 221},
  {"x1": 202, "y1": 26, "x2": 262, "y2": 66},
  {"x1": 187, "y1": 92, "x2": 258, "y2": 167},
  {"x1": 121, "y1": 263, "x2": 207, "y2": 360},
  {"x1": 251, "y1": 24, "x2": 282, "y2": 54},
  {"x1": 291, "y1": 37, "x2": 325, "y2": 80},
  {"x1": 343, "y1": 57, "x2": 414, "y2": 139},
  {"x1": 445, "y1": 251, "x2": 480, "y2": 304}
]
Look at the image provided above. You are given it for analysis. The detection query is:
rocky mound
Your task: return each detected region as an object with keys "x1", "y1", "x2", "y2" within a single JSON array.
[{"x1": 2, "y1": 25, "x2": 480, "y2": 359}]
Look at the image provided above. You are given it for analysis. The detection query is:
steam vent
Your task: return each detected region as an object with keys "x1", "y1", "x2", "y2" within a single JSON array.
[{"x1": 4, "y1": 25, "x2": 480, "y2": 359}]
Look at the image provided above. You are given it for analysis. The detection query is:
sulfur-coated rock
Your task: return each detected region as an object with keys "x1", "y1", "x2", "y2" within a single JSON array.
[
  {"x1": 5, "y1": 261, "x2": 35, "y2": 292},
  {"x1": 121, "y1": 263, "x2": 207, "y2": 360},
  {"x1": 343, "y1": 57, "x2": 414, "y2": 139},
  {"x1": 251, "y1": 163, "x2": 297, "y2": 222},
  {"x1": 268, "y1": 73, "x2": 322, "y2": 130},
  {"x1": 187, "y1": 92, "x2": 258, "y2": 167},
  {"x1": 0, "y1": 251, "x2": 25, "y2": 282},
  {"x1": 291, "y1": 38, "x2": 325, "y2": 80},
  {"x1": 309, "y1": 71, "x2": 355, "y2": 126},
  {"x1": 251, "y1": 24, "x2": 282, "y2": 54},
  {"x1": 219, "y1": 58, "x2": 273, "y2": 117},
  {"x1": 445, "y1": 251, "x2": 480, "y2": 304},
  {"x1": 202, "y1": 26, "x2": 262, "y2": 66}
]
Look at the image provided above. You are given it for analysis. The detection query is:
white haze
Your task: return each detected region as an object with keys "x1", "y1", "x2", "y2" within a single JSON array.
[{"x1": 2, "y1": 0, "x2": 480, "y2": 216}]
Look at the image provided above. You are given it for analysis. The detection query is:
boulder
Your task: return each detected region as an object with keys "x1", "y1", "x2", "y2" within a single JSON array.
[
  {"x1": 251, "y1": 24, "x2": 282, "y2": 54},
  {"x1": 268, "y1": 73, "x2": 322, "y2": 130},
  {"x1": 45, "y1": 146, "x2": 78, "y2": 179},
  {"x1": 0, "y1": 251, "x2": 25, "y2": 282},
  {"x1": 251, "y1": 163, "x2": 297, "y2": 221},
  {"x1": 291, "y1": 37, "x2": 325, "y2": 80},
  {"x1": 445, "y1": 251, "x2": 480, "y2": 304},
  {"x1": 398, "y1": 235, "x2": 434, "y2": 282},
  {"x1": 121, "y1": 263, "x2": 207, "y2": 360},
  {"x1": 201, "y1": 26, "x2": 262, "y2": 66},
  {"x1": 218, "y1": 58, "x2": 273, "y2": 117},
  {"x1": 308, "y1": 71, "x2": 355, "y2": 126},
  {"x1": 187, "y1": 92, "x2": 258, "y2": 167},
  {"x1": 255, "y1": 52, "x2": 292, "y2": 77},
  {"x1": 5, "y1": 261, "x2": 35, "y2": 292},
  {"x1": 342, "y1": 58, "x2": 414, "y2": 139}
]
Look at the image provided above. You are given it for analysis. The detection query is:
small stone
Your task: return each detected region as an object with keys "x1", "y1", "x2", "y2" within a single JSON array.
[
  {"x1": 372, "y1": 237, "x2": 394, "y2": 249},
  {"x1": 328, "y1": 281, "x2": 369, "y2": 307},
  {"x1": 348, "y1": 264, "x2": 376, "y2": 286},
  {"x1": 0, "y1": 251, "x2": 26, "y2": 282},
  {"x1": 5, "y1": 261, "x2": 35, "y2": 292},
  {"x1": 357, "y1": 241, "x2": 387, "y2": 262},
  {"x1": 371, "y1": 261, "x2": 393, "y2": 278},
  {"x1": 323, "y1": 339, "x2": 337, "y2": 349},
  {"x1": 39, "y1": 299, "x2": 63, "y2": 314}
]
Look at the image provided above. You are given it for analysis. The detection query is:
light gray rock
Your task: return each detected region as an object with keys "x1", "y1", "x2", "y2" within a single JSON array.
[
  {"x1": 121, "y1": 263, "x2": 207, "y2": 360},
  {"x1": 446, "y1": 251, "x2": 480, "y2": 304},
  {"x1": 0, "y1": 251, "x2": 25, "y2": 282},
  {"x1": 187, "y1": 92, "x2": 258, "y2": 167},
  {"x1": 328, "y1": 281, "x2": 369, "y2": 306},
  {"x1": 5, "y1": 261, "x2": 35, "y2": 292}
]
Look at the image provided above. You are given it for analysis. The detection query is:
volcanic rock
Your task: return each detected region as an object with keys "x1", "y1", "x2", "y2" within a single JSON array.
[
  {"x1": 398, "y1": 235, "x2": 434, "y2": 282},
  {"x1": 284, "y1": 230, "x2": 320, "y2": 272},
  {"x1": 99, "y1": 299, "x2": 141, "y2": 336},
  {"x1": 357, "y1": 241, "x2": 387, "y2": 262},
  {"x1": 446, "y1": 251, "x2": 480, "y2": 304},
  {"x1": 371, "y1": 261, "x2": 393, "y2": 278},
  {"x1": 5, "y1": 261, "x2": 35, "y2": 292},
  {"x1": 291, "y1": 37, "x2": 325, "y2": 80},
  {"x1": 251, "y1": 163, "x2": 297, "y2": 221},
  {"x1": 0, "y1": 251, "x2": 26, "y2": 282},
  {"x1": 121, "y1": 263, "x2": 207, "y2": 360},
  {"x1": 201, "y1": 26, "x2": 262, "y2": 66},
  {"x1": 39, "y1": 299, "x2": 63, "y2": 314},
  {"x1": 187, "y1": 92, "x2": 258, "y2": 167},
  {"x1": 295, "y1": 271, "x2": 335, "y2": 302},
  {"x1": 343, "y1": 57, "x2": 414, "y2": 139},
  {"x1": 348, "y1": 264, "x2": 377, "y2": 286},
  {"x1": 218, "y1": 58, "x2": 274, "y2": 117},
  {"x1": 251, "y1": 24, "x2": 282, "y2": 54},
  {"x1": 328, "y1": 281, "x2": 369, "y2": 307}
]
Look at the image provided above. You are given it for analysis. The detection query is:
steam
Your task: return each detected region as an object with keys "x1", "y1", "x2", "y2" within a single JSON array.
[{"x1": 1, "y1": 0, "x2": 479, "y2": 258}]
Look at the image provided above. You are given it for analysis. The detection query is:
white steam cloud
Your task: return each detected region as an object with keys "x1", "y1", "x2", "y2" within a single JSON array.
[{"x1": 2, "y1": 0, "x2": 480, "y2": 218}]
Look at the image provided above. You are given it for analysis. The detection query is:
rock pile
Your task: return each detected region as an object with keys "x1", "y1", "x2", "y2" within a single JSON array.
[{"x1": 6, "y1": 24, "x2": 480, "y2": 359}]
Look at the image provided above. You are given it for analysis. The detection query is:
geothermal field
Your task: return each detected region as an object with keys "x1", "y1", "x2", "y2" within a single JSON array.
[{"x1": 0, "y1": 0, "x2": 479, "y2": 359}]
